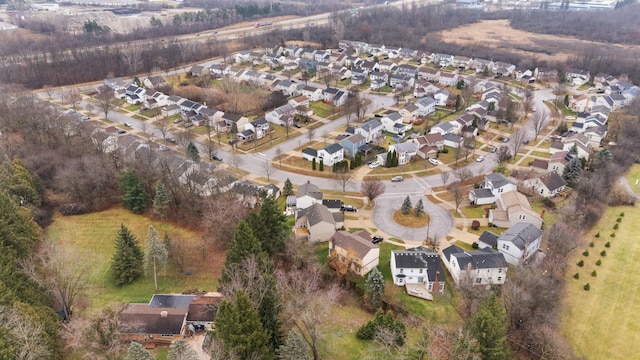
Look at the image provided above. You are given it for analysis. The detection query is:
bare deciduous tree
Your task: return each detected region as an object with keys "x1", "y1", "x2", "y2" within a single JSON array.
[
  {"x1": 511, "y1": 126, "x2": 528, "y2": 156},
  {"x1": 307, "y1": 127, "x2": 316, "y2": 144},
  {"x1": 230, "y1": 153, "x2": 243, "y2": 169},
  {"x1": 275, "y1": 147, "x2": 283, "y2": 167},
  {"x1": 440, "y1": 170, "x2": 451, "y2": 187},
  {"x1": 333, "y1": 169, "x2": 352, "y2": 194},
  {"x1": 453, "y1": 167, "x2": 473, "y2": 184},
  {"x1": 95, "y1": 85, "x2": 114, "y2": 119},
  {"x1": 263, "y1": 160, "x2": 275, "y2": 181},
  {"x1": 361, "y1": 178, "x2": 386, "y2": 203},
  {"x1": 530, "y1": 108, "x2": 547, "y2": 140},
  {"x1": 449, "y1": 182, "x2": 465, "y2": 213},
  {"x1": 63, "y1": 88, "x2": 82, "y2": 109}
]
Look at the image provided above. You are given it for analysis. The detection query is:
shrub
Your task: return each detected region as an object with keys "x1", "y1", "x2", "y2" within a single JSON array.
[
  {"x1": 605, "y1": 242, "x2": 611, "y2": 248},
  {"x1": 596, "y1": 259, "x2": 602, "y2": 266},
  {"x1": 591, "y1": 270, "x2": 597, "y2": 277},
  {"x1": 613, "y1": 223, "x2": 619, "y2": 230},
  {"x1": 542, "y1": 197, "x2": 555, "y2": 209},
  {"x1": 573, "y1": 273, "x2": 579, "y2": 279},
  {"x1": 472, "y1": 242, "x2": 479, "y2": 249},
  {"x1": 616, "y1": 217, "x2": 622, "y2": 223},
  {"x1": 611, "y1": 233, "x2": 616, "y2": 238},
  {"x1": 589, "y1": 242, "x2": 595, "y2": 247},
  {"x1": 584, "y1": 283, "x2": 590, "y2": 291},
  {"x1": 595, "y1": 232, "x2": 600, "y2": 238},
  {"x1": 601, "y1": 250, "x2": 607, "y2": 257},
  {"x1": 577, "y1": 260, "x2": 584, "y2": 267},
  {"x1": 582, "y1": 250, "x2": 589, "y2": 256},
  {"x1": 620, "y1": 212, "x2": 625, "y2": 217}
]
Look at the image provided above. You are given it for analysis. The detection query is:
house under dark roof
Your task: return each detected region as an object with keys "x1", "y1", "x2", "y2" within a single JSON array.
[
  {"x1": 394, "y1": 246, "x2": 443, "y2": 282},
  {"x1": 186, "y1": 294, "x2": 223, "y2": 323},
  {"x1": 478, "y1": 231, "x2": 499, "y2": 248},
  {"x1": 323, "y1": 143, "x2": 343, "y2": 155},
  {"x1": 302, "y1": 147, "x2": 318, "y2": 157},
  {"x1": 149, "y1": 294, "x2": 196, "y2": 308},
  {"x1": 539, "y1": 172, "x2": 566, "y2": 192},
  {"x1": 499, "y1": 223, "x2": 543, "y2": 250},
  {"x1": 322, "y1": 199, "x2": 342, "y2": 210},
  {"x1": 451, "y1": 247, "x2": 507, "y2": 270},
  {"x1": 118, "y1": 304, "x2": 187, "y2": 335}
]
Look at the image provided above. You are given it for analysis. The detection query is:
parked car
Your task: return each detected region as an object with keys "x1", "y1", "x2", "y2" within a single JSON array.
[
  {"x1": 183, "y1": 122, "x2": 194, "y2": 128},
  {"x1": 391, "y1": 176, "x2": 404, "y2": 182},
  {"x1": 212, "y1": 154, "x2": 223, "y2": 161},
  {"x1": 428, "y1": 158, "x2": 439, "y2": 165},
  {"x1": 124, "y1": 122, "x2": 132, "y2": 127},
  {"x1": 293, "y1": 122, "x2": 302, "y2": 128},
  {"x1": 369, "y1": 161, "x2": 381, "y2": 169},
  {"x1": 476, "y1": 156, "x2": 485, "y2": 162},
  {"x1": 82, "y1": 115, "x2": 90, "y2": 120},
  {"x1": 173, "y1": 118, "x2": 182, "y2": 124},
  {"x1": 502, "y1": 137, "x2": 510, "y2": 143},
  {"x1": 565, "y1": 116, "x2": 576, "y2": 120},
  {"x1": 372, "y1": 235, "x2": 384, "y2": 244},
  {"x1": 117, "y1": 129, "x2": 127, "y2": 135},
  {"x1": 341, "y1": 204, "x2": 357, "y2": 212},
  {"x1": 523, "y1": 139, "x2": 529, "y2": 145},
  {"x1": 167, "y1": 137, "x2": 177, "y2": 143},
  {"x1": 159, "y1": 145, "x2": 169, "y2": 151},
  {"x1": 490, "y1": 146, "x2": 497, "y2": 153}
]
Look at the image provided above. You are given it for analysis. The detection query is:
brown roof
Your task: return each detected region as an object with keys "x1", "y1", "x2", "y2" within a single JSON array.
[
  {"x1": 119, "y1": 304, "x2": 187, "y2": 335},
  {"x1": 186, "y1": 294, "x2": 223, "y2": 322},
  {"x1": 530, "y1": 159, "x2": 549, "y2": 170},
  {"x1": 331, "y1": 230, "x2": 377, "y2": 259}
]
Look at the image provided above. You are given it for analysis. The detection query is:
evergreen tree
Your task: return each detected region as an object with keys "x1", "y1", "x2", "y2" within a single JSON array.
[
  {"x1": 186, "y1": 141, "x2": 200, "y2": 162},
  {"x1": 0, "y1": 158, "x2": 42, "y2": 207},
  {"x1": 152, "y1": 181, "x2": 170, "y2": 219},
  {"x1": 111, "y1": 224, "x2": 144, "y2": 286},
  {"x1": 470, "y1": 294, "x2": 509, "y2": 360},
  {"x1": 277, "y1": 330, "x2": 312, "y2": 360},
  {"x1": 119, "y1": 170, "x2": 149, "y2": 214},
  {"x1": 365, "y1": 267, "x2": 385, "y2": 309},
  {"x1": 214, "y1": 290, "x2": 274, "y2": 360},
  {"x1": 283, "y1": 178, "x2": 294, "y2": 196},
  {"x1": 414, "y1": 199, "x2": 424, "y2": 216},
  {"x1": 401, "y1": 196, "x2": 412, "y2": 215},
  {"x1": 168, "y1": 339, "x2": 198, "y2": 360},
  {"x1": 145, "y1": 226, "x2": 168, "y2": 292},
  {"x1": 246, "y1": 196, "x2": 288, "y2": 256},
  {"x1": 0, "y1": 192, "x2": 41, "y2": 258},
  {"x1": 312, "y1": 158, "x2": 316, "y2": 170},
  {"x1": 126, "y1": 341, "x2": 155, "y2": 360},
  {"x1": 220, "y1": 221, "x2": 263, "y2": 284},
  {"x1": 319, "y1": 160, "x2": 324, "y2": 171},
  {"x1": 386, "y1": 150, "x2": 393, "y2": 167},
  {"x1": 569, "y1": 143, "x2": 579, "y2": 155},
  {"x1": 564, "y1": 94, "x2": 570, "y2": 106},
  {"x1": 563, "y1": 157, "x2": 582, "y2": 185}
]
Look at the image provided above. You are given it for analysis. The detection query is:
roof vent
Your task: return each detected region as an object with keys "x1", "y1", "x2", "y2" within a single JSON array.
[{"x1": 160, "y1": 311, "x2": 168, "y2": 318}]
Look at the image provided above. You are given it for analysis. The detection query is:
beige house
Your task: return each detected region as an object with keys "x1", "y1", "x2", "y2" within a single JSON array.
[
  {"x1": 329, "y1": 231, "x2": 380, "y2": 276},
  {"x1": 296, "y1": 203, "x2": 341, "y2": 243},
  {"x1": 489, "y1": 190, "x2": 543, "y2": 229}
]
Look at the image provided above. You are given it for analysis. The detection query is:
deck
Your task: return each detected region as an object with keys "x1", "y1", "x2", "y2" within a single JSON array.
[{"x1": 405, "y1": 283, "x2": 433, "y2": 301}]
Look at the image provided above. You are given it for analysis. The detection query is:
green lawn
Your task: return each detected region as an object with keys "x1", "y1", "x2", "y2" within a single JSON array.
[
  {"x1": 624, "y1": 164, "x2": 640, "y2": 195},
  {"x1": 46, "y1": 208, "x2": 217, "y2": 310},
  {"x1": 461, "y1": 205, "x2": 488, "y2": 218},
  {"x1": 562, "y1": 204, "x2": 640, "y2": 359},
  {"x1": 309, "y1": 101, "x2": 336, "y2": 118}
]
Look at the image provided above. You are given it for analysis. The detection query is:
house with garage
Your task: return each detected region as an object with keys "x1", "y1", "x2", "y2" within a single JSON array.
[
  {"x1": 413, "y1": 79, "x2": 439, "y2": 98},
  {"x1": 390, "y1": 74, "x2": 415, "y2": 89},
  {"x1": 296, "y1": 203, "x2": 341, "y2": 243},
  {"x1": 266, "y1": 103, "x2": 296, "y2": 126},
  {"x1": 497, "y1": 222, "x2": 543, "y2": 266},
  {"x1": 390, "y1": 246, "x2": 445, "y2": 300},
  {"x1": 317, "y1": 143, "x2": 344, "y2": 166},
  {"x1": 418, "y1": 67, "x2": 440, "y2": 82},
  {"x1": 399, "y1": 102, "x2": 420, "y2": 122},
  {"x1": 415, "y1": 96, "x2": 437, "y2": 116},
  {"x1": 340, "y1": 134, "x2": 366, "y2": 157},
  {"x1": 189, "y1": 65, "x2": 209, "y2": 77},
  {"x1": 389, "y1": 141, "x2": 417, "y2": 165},
  {"x1": 478, "y1": 230, "x2": 500, "y2": 249},
  {"x1": 430, "y1": 121, "x2": 455, "y2": 136},
  {"x1": 144, "y1": 91, "x2": 168, "y2": 110},
  {"x1": 125, "y1": 85, "x2": 146, "y2": 105},
  {"x1": 414, "y1": 133, "x2": 444, "y2": 153},
  {"x1": 489, "y1": 190, "x2": 543, "y2": 229},
  {"x1": 548, "y1": 151, "x2": 572, "y2": 174},
  {"x1": 355, "y1": 118, "x2": 384, "y2": 143},
  {"x1": 443, "y1": 246, "x2": 508, "y2": 286},
  {"x1": 143, "y1": 75, "x2": 167, "y2": 89},
  {"x1": 295, "y1": 181, "x2": 323, "y2": 211},
  {"x1": 438, "y1": 72, "x2": 459, "y2": 87},
  {"x1": 323, "y1": 88, "x2": 347, "y2": 107},
  {"x1": 381, "y1": 111, "x2": 410, "y2": 134},
  {"x1": 240, "y1": 118, "x2": 271, "y2": 141},
  {"x1": 434, "y1": 89, "x2": 450, "y2": 106},
  {"x1": 328, "y1": 231, "x2": 379, "y2": 276},
  {"x1": 469, "y1": 172, "x2": 516, "y2": 205},
  {"x1": 515, "y1": 171, "x2": 567, "y2": 197},
  {"x1": 301, "y1": 85, "x2": 323, "y2": 101},
  {"x1": 566, "y1": 69, "x2": 590, "y2": 87},
  {"x1": 222, "y1": 113, "x2": 248, "y2": 132}
]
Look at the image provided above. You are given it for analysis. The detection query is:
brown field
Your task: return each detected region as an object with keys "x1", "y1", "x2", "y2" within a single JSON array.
[{"x1": 437, "y1": 19, "x2": 640, "y2": 62}]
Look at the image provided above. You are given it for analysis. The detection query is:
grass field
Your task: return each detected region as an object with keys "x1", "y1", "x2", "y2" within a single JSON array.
[
  {"x1": 561, "y1": 203, "x2": 640, "y2": 359},
  {"x1": 46, "y1": 208, "x2": 219, "y2": 311}
]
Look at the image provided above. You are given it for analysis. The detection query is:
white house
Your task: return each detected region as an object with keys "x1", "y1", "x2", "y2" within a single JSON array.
[
  {"x1": 355, "y1": 119, "x2": 384, "y2": 143},
  {"x1": 390, "y1": 246, "x2": 445, "y2": 299},
  {"x1": 266, "y1": 104, "x2": 296, "y2": 126},
  {"x1": 415, "y1": 96, "x2": 437, "y2": 116},
  {"x1": 381, "y1": 111, "x2": 409, "y2": 134},
  {"x1": 434, "y1": 89, "x2": 450, "y2": 106},
  {"x1": 442, "y1": 246, "x2": 508, "y2": 286},
  {"x1": 329, "y1": 231, "x2": 380, "y2": 276},
  {"x1": 489, "y1": 190, "x2": 543, "y2": 229},
  {"x1": 317, "y1": 143, "x2": 344, "y2": 166},
  {"x1": 296, "y1": 181, "x2": 323, "y2": 211},
  {"x1": 497, "y1": 222, "x2": 543, "y2": 266},
  {"x1": 389, "y1": 142, "x2": 417, "y2": 165}
]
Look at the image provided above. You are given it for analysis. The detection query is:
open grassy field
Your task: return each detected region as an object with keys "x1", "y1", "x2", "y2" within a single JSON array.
[
  {"x1": 46, "y1": 208, "x2": 220, "y2": 311},
  {"x1": 625, "y1": 164, "x2": 640, "y2": 194},
  {"x1": 561, "y1": 203, "x2": 640, "y2": 359}
]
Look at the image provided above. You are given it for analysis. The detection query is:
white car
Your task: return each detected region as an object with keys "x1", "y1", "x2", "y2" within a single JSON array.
[
  {"x1": 476, "y1": 156, "x2": 485, "y2": 162},
  {"x1": 565, "y1": 116, "x2": 576, "y2": 120},
  {"x1": 428, "y1": 158, "x2": 439, "y2": 165},
  {"x1": 369, "y1": 161, "x2": 381, "y2": 169}
]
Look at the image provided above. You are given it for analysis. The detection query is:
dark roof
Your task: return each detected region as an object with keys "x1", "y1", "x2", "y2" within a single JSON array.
[
  {"x1": 331, "y1": 230, "x2": 376, "y2": 259},
  {"x1": 530, "y1": 159, "x2": 549, "y2": 170},
  {"x1": 332, "y1": 212, "x2": 344, "y2": 223},
  {"x1": 471, "y1": 188, "x2": 495, "y2": 199},
  {"x1": 231, "y1": 181, "x2": 262, "y2": 196},
  {"x1": 186, "y1": 294, "x2": 223, "y2": 322},
  {"x1": 539, "y1": 172, "x2": 566, "y2": 192},
  {"x1": 302, "y1": 147, "x2": 318, "y2": 157},
  {"x1": 442, "y1": 245, "x2": 464, "y2": 262},
  {"x1": 499, "y1": 222, "x2": 543, "y2": 250},
  {"x1": 149, "y1": 294, "x2": 196, "y2": 308},
  {"x1": 323, "y1": 143, "x2": 343, "y2": 155},
  {"x1": 478, "y1": 231, "x2": 499, "y2": 247},
  {"x1": 119, "y1": 304, "x2": 187, "y2": 335},
  {"x1": 322, "y1": 199, "x2": 342, "y2": 209},
  {"x1": 297, "y1": 182, "x2": 322, "y2": 199},
  {"x1": 302, "y1": 204, "x2": 335, "y2": 227},
  {"x1": 393, "y1": 247, "x2": 443, "y2": 282}
]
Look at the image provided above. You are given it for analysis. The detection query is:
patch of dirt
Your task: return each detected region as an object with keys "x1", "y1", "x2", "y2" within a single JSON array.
[{"x1": 436, "y1": 19, "x2": 640, "y2": 62}]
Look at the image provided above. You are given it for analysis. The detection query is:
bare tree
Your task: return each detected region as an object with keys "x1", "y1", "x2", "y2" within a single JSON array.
[
  {"x1": 204, "y1": 120, "x2": 217, "y2": 160},
  {"x1": 334, "y1": 169, "x2": 352, "y2": 194},
  {"x1": 449, "y1": 182, "x2": 465, "y2": 213},
  {"x1": 263, "y1": 160, "x2": 275, "y2": 181},
  {"x1": 361, "y1": 178, "x2": 386, "y2": 203},
  {"x1": 530, "y1": 109, "x2": 547, "y2": 140},
  {"x1": 95, "y1": 85, "x2": 114, "y2": 119},
  {"x1": 307, "y1": 127, "x2": 316, "y2": 144},
  {"x1": 0, "y1": 305, "x2": 53, "y2": 360},
  {"x1": 453, "y1": 167, "x2": 473, "y2": 184},
  {"x1": 63, "y1": 88, "x2": 82, "y2": 109},
  {"x1": 522, "y1": 85, "x2": 535, "y2": 115},
  {"x1": 440, "y1": 170, "x2": 451, "y2": 187},
  {"x1": 511, "y1": 127, "x2": 528, "y2": 156},
  {"x1": 176, "y1": 128, "x2": 192, "y2": 147},
  {"x1": 230, "y1": 153, "x2": 244, "y2": 169},
  {"x1": 139, "y1": 121, "x2": 152, "y2": 141}
]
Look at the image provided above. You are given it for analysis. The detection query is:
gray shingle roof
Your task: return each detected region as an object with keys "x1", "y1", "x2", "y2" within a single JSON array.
[
  {"x1": 479, "y1": 231, "x2": 499, "y2": 248},
  {"x1": 393, "y1": 247, "x2": 443, "y2": 282},
  {"x1": 499, "y1": 222, "x2": 543, "y2": 250}
]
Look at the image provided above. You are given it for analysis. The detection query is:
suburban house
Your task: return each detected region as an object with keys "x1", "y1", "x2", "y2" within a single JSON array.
[
  {"x1": 143, "y1": 75, "x2": 167, "y2": 89},
  {"x1": 429, "y1": 121, "x2": 455, "y2": 136},
  {"x1": 489, "y1": 190, "x2": 543, "y2": 229},
  {"x1": 144, "y1": 91, "x2": 169, "y2": 110},
  {"x1": 389, "y1": 142, "x2": 417, "y2": 165},
  {"x1": 390, "y1": 246, "x2": 445, "y2": 300},
  {"x1": 301, "y1": 86, "x2": 323, "y2": 101},
  {"x1": 413, "y1": 79, "x2": 439, "y2": 98},
  {"x1": 478, "y1": 231, "x2": 500, "y2": 249},
  {"x1": 413, "y1": 133, "x2": 444, "y2": 159},
  {"x1": 381, "y1": 111, "x2": 410, "y2": 134},
  {"x1": 125, "y1": 85, "x2": 146, "y2": 105},
  {"x1": 229, "y1": 181, "x2": 269, "y2": 208},
  {"x1": 438, "y1": 72, "x2": 459, "y2": 87},
  {"x1": 293, "y1": 181, "x2": 323, "y2": 211},
  {"x1": 415, "y1": 96, "x2": 437, "y2": 116},
  {"x1": 161, "y1": 104, "x2": 181, "y2": 117},
  {"x1": 497, "y1": 222, "x2": 544, "y2": 266},
  {"x1": 296, "y1": 203, "x2": 341, "y2": 243},
  {"x1": 266, "y1": 103, "x2": 296, "y2": 126},
  {"x1": 323, "y1": 88, "x2": 348, "y2": 107},
  {"x1": 513, "y1": 171, "x2": 567, "y2": 197},
  {"x1": 399, "y1": 102, "x2": 420, "y2": 122},
  {"x1": 103, "y1": 77, "x2": 130, "y2": 91},
  {"x1": 434, "y1": 89, "x2": 450, "y2": 106},
  {"x1": 549, "y1": 151, "x2": 572, "y2": 174},
  {"x1": 442, "y1": 246, "x2": 508, "y2": 286},
  {"x1": 328, "y1": 230, "x2": 380, "y2": 276},
  {"x1": 355, "y1": 118, "x2": 384, "y2": 143},
  {"x1": 549, "y1": 133, "x2": 592, "y2": 160},
  {"x1": 317, "y1": 143, "x2": 345, "y2": 166},
  {"x1": 189, "y1": 65, "x2": 209, "y2": 77},
  {"x1": 469, "y1": 172, "x2": 516, "y2": 206},
  {"x1": 340, "y1": 133, "x2": 366, "y2": 157},
  {"x1": 222, "y1": 113, "x2": 248, "y2": 131}
]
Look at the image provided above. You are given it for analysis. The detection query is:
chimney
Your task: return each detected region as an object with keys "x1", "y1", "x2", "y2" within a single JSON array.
[
  {"x1": 432, "y1": 271, "x2": 440, "y2": 294},
  {"x1": 160, "y1": 311, "x2": 168, "y2": 318},
  {"x1": 307, "y1": 180, "x2": 310, "y2": 184}
]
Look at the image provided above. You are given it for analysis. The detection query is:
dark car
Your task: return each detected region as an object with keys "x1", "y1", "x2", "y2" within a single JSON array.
[
  {"x1": 372, "y1": 236, "x2": 384, "y2": 244},
  {"x1": 167, "y1": 137, "x2": 177, "y2": 143},
  {"x1": 341, "y1": 204, "x2": 357, "y2": 212},
  {"x1": 212, "y1": 154, "x2": 223, "y2": 161},
  {"x1": 117, "y1": 129, "x2": 127, "y2": 135},
  {"x1": 490, "y1": 146, "x2": 497, "y2": 153},
  {"x1": 294, "y1": 122, "x2": 302, "y2": 128}
]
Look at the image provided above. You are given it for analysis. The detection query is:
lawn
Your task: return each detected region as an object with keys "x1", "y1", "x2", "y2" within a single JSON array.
[
  {"x1": 309, "y1": 101, "x2": 336, "y2": 118},
  {"x1": 624, "y1": 164, "x2": 640, "y2": 195},
  {"x1": 561, "y1": 204, "x2": 640, "y2": 359},
  {"x1": 460, "y1": 205, "x2": 489, "y2": 218},
  {"x1": 45, "y1": 208, "x2": 218, "y2": 311}
]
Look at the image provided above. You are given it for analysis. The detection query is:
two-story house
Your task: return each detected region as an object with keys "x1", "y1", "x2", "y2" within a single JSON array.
[
  {"x1": 355, "y1": 118, "x2": 384, "y2": 143},
  {"x1": 497, "y1": 222, "x2": 543, "y2": 266},
  {"x1": 489, "y1": 190, "x2": 543, "y2": 229},
  {"x1": 328, "y1": 231, "x2": 379, "y2": 276},
  {"x1": 296, "y1": 181, "x2": 323, "y2": 211},
  {"x1": 390, "y1": 246, "x2": 445, "y2": 300},
  {"x1": 340, "y1": 134, "x2": 366, "y2": 157},
  {"x1": 317, "y1": 143, "x2": 344, "y2": 166},
  {"x1": 266, "y1": 104, "x2": 296, "y2": 126},
  {"x1": 443, "y1": 246, "x2": 508, "y2": 286}
]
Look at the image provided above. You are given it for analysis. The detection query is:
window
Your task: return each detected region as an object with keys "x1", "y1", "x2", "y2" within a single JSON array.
[
  {"x1": 475, "y1": 278, "x2": 482, "y2": 284},
  {"x1": 518, "y1": 214, "x2": 525, "y2": 220},
  {"x1": 498, "y1": 268, "x2": 502, "y2": 273},
  {"x1": 419, "y1": 269, "x2": 423, "y2": 274},
  {"x1": 399, "y1": 269, "x2": 403, "y2": 274},
  {"x1": 498, "y1": 277, "x2": 502, "y2": 281}
]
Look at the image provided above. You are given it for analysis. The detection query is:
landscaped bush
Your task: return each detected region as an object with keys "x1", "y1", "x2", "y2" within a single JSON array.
[
  {"x1": 584, "y1": 283, "x2": 590, "y2": 291},
  {"x1": 620, "y1": 212, "x2": 625, "y2": 217},
  {"x1": 589, "y1": 242, "x2": 595, "y2": 247},
  {"x1": 577, "y1": 260, "x2": 584, "y2": 267},
  {"x1": 591, "y1": 270, "x2": 597, "y2": 277},
  {"x1": 601, "y1": 250, "x2": 607, "y2": 257},
  {"x1": 472, "y1": 242, "x2": 479, "y2": 249},
  {"x1": 574, "y1": 273, "x2": 580, "y2": 279},
  {"x1": 542, "y1": 197, "x2": 556, "y2": 209},
  {"x1": 611, "y1": 233, "x2": 616, "y2": 238},
  {"x1": 595, "y1": 232, "x2": 600, "y2": 238},
  {"x1": 613, "y1": 223, "x2": 619, "y2": 230},
  {"x1": 596, "y1": 259, "x2": 602, "y2": 266},
  {"x1": 616, "y1": 217, "x2": 622, "y2": 223},
  {"x1": 605, "y1": 242, "x2": 611, "y2": 248},
  {"x1": 583, "y1": 250, "x2": 589, "y2": 256}
]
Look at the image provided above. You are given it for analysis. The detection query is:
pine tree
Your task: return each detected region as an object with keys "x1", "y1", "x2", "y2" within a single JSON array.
[
  {"x1": 119, "y1": 170, "x2": 149, "y2": 214},
  {"x1": 145, "y1": 226, "x2": 168, "y2": 292},
  {"x1": 0, "y1": 158, "x2": 41, "y2": 207},
  {"x1": 186, "y1": 141, "x2": 200, "y2": 162},
  {"x1": 401, "y1": 196, "x2": 412, "y2": 215},
  {"x1": 111, "y1": 224, "x2": 144, "y2": 286},
  {"x1": 386, "y1": 150, "x2": 393, "y2": 167},
  {"x1": 470, "y1": 293, "x2": 510, "y2": 360},
  {"x1": 277, "y1": 330, "x2": 312, "y2": 360},
  {"x1": 414, "y1": 199, "x2": 424, "y2": 216},
  {"x1": 319, "y1": 160, "x2": 324, "y2": 171},
  {"x1": 563, "y1": 157, "x2": 582, "y2": 185},
  {"x1": 365, "y1": 267, "x2": 385, "y2": 309},
  {"x1": 220, "y1": 221, "x2": 263, "y2": 284},
  {"x1": 312, "y1": 158, "x2": 316, "y2": 170},
  {"x1": 214, "y1": 290, "x2": 274, "y2": 360},
  {"x1": 283, "y1": 178, "x2": 294, "y2": 196},
  {"x1": 152, "y1": 181, "x2": 170, "y2": 219},
  {"x1": 246, "y1": 196, "x2": 288, "y2": 256},
  {"x1": 126, "y1": 341, "x2": 155, "y2": 360},
  {"x1": 168, "y1": 339, "x2": 198, "y2": 360}
]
